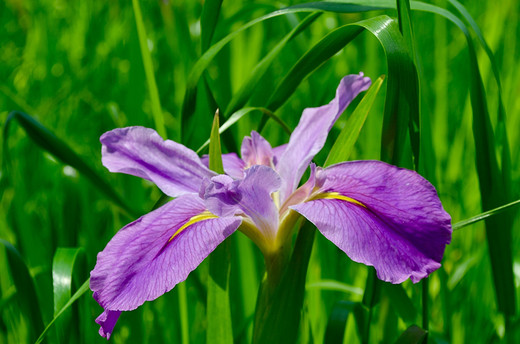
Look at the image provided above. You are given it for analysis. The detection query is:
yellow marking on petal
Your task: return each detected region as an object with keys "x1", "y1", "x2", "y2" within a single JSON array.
[
  {"x1": 310, "y1": 192, "x2": 366, "y2": 208},
  {"x1": 168, "y1": 211, "x2": 219, "y2": 242},
  {"x1": 271, "y1": 191, "x2": 280, "y2": 209}
]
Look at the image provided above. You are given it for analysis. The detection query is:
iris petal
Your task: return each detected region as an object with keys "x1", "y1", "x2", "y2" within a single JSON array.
[
  {"x1": 90, "y1": 194, "x2": 241, "y2": 312},
  {"x1": 101, "y1": 126, "x2": 215, "y2": 197},
  {"x1": 291, "y1": 160, "x2": 452, "y2": 283},
  {"x1": 95, "y1": 310, "x2": 121, "y2": 340},
  {"x1": 276, "y1": 73, "x2": 371, "y2": 202},
  {"x1": 241, "y1": 131, "x2": 275, "y2": 167},
  {"x1": 202, "y1": 165, "x2": 281, "y2": 242}
]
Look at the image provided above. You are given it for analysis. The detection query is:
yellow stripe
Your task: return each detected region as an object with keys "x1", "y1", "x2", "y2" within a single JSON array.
[
  {"x1": 309, "y1": 192, "x2": 366, "y2": 208},
  {"x1": 168, "y1": 211, "x2": 218, "y2": 242}
]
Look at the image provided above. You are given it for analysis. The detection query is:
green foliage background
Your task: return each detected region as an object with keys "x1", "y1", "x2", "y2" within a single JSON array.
[{"x1": 0, "y1": 0, "x2": 519, "y2": 343}]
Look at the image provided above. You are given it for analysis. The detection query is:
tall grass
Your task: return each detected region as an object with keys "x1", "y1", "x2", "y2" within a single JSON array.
[{"x1": 0, "y1": 0, "x2": 518, "y2": 343}]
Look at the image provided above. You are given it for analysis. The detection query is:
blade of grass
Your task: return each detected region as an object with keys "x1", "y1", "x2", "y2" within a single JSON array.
[
  {"x1": 394, "y1": 325, "x2": 427, "y2": 344},
  {"x1": 306, "y1": 280, "x2": 364, "y2": 296},
  {"x1": 453, "y1": 199, "x2": 520, "y2": 231},
  {"x1": 396, "y1": 0, "x2": 429, "y2": 335},
  {"x1": 35, "y1": 279, "x2": 90, "y2": 344},
  {"x1": 396, "y1": 0, "x2": 420, "y2": 168},
  {"x1": 259, "y1": 15, "x2": 418, "y2": 170},
  {"x1": 207, "y1": 111, "x2": 233, "y2": 343},
  {"x1": 208, "y1": 111, "x2": 225, "y2": 174},
  {"x1": 201, "y1": 0, "x2": 223, "y2": 52},
  {"x1": 177, "y1": 282, "x2": 190, "y2": 344},
  {"x1": 52, "y1": 248, "x2": 86, "y2": 343},
  {"x1": 196, "y1": 107, "x2": 291, "y2": 154},
  {"x1": 180, "y1": 4, "x2": 382, "y2": 143},
  {"x1": 324, "y1": 75, "x2": 385, "y2": 166},
  {"x1": 224, "y1": 12, "x2": 321, "y2": 117},
  {"x1": 3, "y1": 111, "x2": 138, "y2": 217},
  {"x1": 448, "y1": 0, "x2": 512, "y2": 194},
  {"x1": 0, "y1": 239, "x2": 44, "y2": 343},
  {"x1": 382, "y1": 283, "x2": 417, "y2": 323},
  {"x1": 132, "y1": 0, "x2": 167, "y2": 139},
  {"x1": 324, "y1": 301, "x2": 366, "y2": 344}
]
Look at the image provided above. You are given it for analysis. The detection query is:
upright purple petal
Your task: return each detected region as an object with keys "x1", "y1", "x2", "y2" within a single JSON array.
[
  {"x1": 90, "y1": 194, "x2": 241, "y2": 312},
  {"x1": 277, "y1": 74, "x2": 371, "y2": 201},
  {"x1": 101, "y1": 126, "x2": 215, "y2": 197},
  {"x1": 291, "y1": 161, "x2": 452, "y2": 283},
  {"x1": 241, "y1": 131, "x2": 274, "y2": 167}
]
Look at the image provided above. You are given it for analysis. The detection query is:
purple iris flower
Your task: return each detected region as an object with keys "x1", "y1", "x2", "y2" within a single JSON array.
[{"x1": 90, "y1": 73, "x2": 452, "y2": 339}]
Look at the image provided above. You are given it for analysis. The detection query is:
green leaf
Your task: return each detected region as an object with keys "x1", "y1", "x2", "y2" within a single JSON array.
[
  {"x1": 52, "y1": 248, "x2": 86, "y2": 343},
  {"x1": 196, "y1": 107, "x2": 291, "y2": 154},
  {"x1": 306, "y1": 280, "x2": 364, "y2": 296},
  {"x1": 253, "y1": 222, "x2": 316, "y2": 344},
  {"x1": 382, "y1": 283, "x2": 417, "y2": 323},
  {"x1": 447, "y1": 0, "x2": 512, "y2": 191},
  {"x1": 207, "y1": 110, "x2": 232, "y2": 343},
  {"x1": 177, "y1": 282, "x2": 190, "y2": 344},
  {"x1": 260, "y1": 15, "x2": 418, "y2": 169},
  {"x1": 324, "y1": 75, "x2": 385, "y2": 167},
  {"x1": 207, "y1": 241, "x2": 233, "y2": 343},
  {"x1": 264, "y1": 25, "x2": 364, "y2": 112},
  {"x1": 3, "y1": 111, "x2": 138, "y2": 217},
  {"x1": 0, "y1": 239, "x2": 44, "y2": 342},
  {"x1": 180, "y1": 4, "x2": 378, "y2": 143},
  {"x1": 175, "y1": 282, "x2": 190, "y2": 344},
  {"x1": 396, "y1": 0, "x2": 420, "y2": 168},
  {"x1": 453, "y1": 199, "x2": 520, "y2": 231},
  {"x1": 132, "y1": 0, "x2": 167, "y2": 139},
  {"x1": 35, "y1": 279, "x2": 90, "y2": 344},
  {"x1": 324, "y1": 301, "x2": 366, "y2": 344},
  {"x1": 394, "y1": 325, "x2": 427, "y2": 344},
  {"x1": 201, "y1": 0, "x2": 223, "y2": 52},
  {"x1": 464, "y1": 24, "x2": 515, "y2": 319},
  {"x1": 208, "y1": 111, "x2": 225, "y2": 174},
  {"x1": 224, "y1": 12, "x2": 322, "y2": 117}
]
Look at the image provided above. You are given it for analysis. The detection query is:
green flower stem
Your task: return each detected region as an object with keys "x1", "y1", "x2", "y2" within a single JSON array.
[
  {"x1": 252, "y1": 221, "x2": 316, "y2": 344},
  {"x1": 252, "y1": 247, "x2": 291, "y2": 344}
]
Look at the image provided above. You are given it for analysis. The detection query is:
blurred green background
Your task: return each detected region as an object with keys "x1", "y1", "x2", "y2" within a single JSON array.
[{"x1": 0, "y1": 0, "x2": 519, "y2": 343}]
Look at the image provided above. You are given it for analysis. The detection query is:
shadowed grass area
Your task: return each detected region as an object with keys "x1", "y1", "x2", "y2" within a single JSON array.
[{"x1": 0, "y1": 0, "x2": 518, "y2": 343}]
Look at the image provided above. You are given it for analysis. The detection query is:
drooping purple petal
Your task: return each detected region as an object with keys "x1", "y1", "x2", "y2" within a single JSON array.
[
  {"x1": 90, "y1": 194, "x2": 241, "y2": 312},
  {"x1": 241, "y1": 131, "x2": 274, "y2": 167},
  {"x1": 291, "y1": 161, "x2": 452, "y2": 283},
  {"x1": 95, "y1": 310, "x2": 121, "y2": 340},
  {"x1": 277, "y1": 74, "x2": 371, "y2": 202},
  {"x1": 101, "y1": 126, "x2": 215, "y2": 197},
  {"x1": 201, "y1": 152, "x2": 246, "y2": 179},
  {"x1": 202, "y1": 165, "x2": 281, "y2": 241}
]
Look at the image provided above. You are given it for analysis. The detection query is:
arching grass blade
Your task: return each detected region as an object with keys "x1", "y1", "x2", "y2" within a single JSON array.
[{"x1": 3, "y1": 111, "x2": 138, "y2": 217}]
